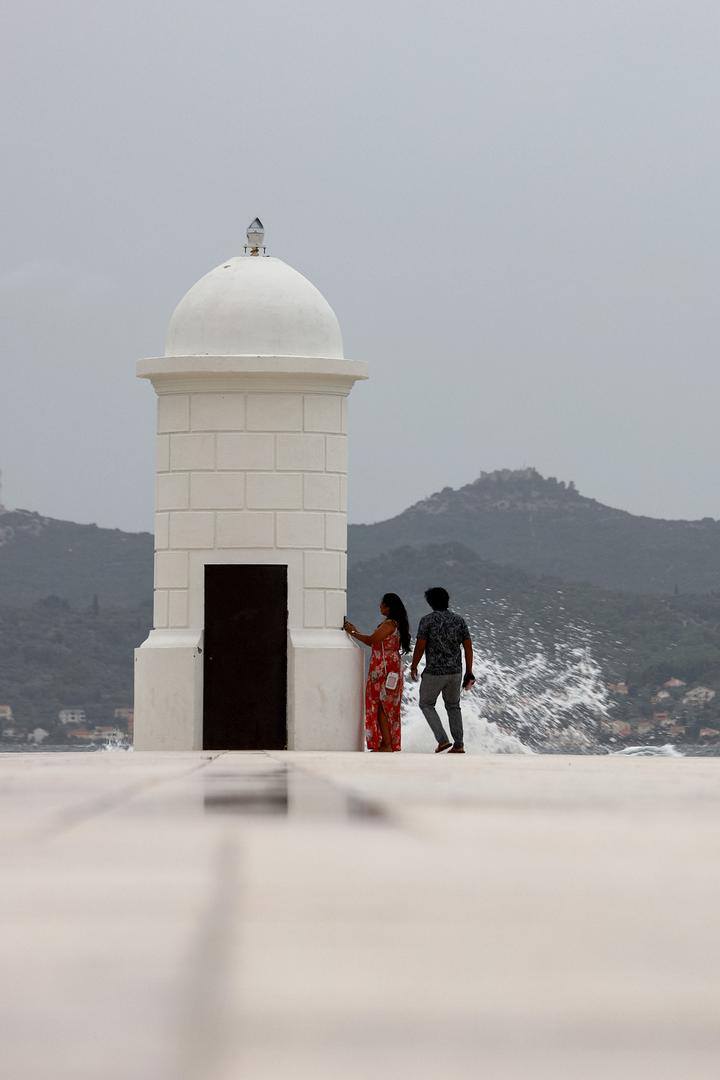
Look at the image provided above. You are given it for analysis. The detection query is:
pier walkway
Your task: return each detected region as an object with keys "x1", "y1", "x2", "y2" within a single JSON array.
[{"x1": 2, "y1": 750, "x2": 719, "y2": 1079}]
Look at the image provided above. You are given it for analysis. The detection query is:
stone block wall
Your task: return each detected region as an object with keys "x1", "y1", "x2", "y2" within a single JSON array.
[{"x1": 153, "y1": 390, "x2": 349, "y2": 632}]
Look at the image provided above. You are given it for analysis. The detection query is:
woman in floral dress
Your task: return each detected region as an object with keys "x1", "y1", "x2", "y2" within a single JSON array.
[{"x1": 344, "y1": 593, "x2": 411, "y2": 752}]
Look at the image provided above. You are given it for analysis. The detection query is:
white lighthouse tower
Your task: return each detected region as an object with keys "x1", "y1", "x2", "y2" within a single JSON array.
[{"x1": 134, "y1": 220, "x2": 367, "y2": 751}]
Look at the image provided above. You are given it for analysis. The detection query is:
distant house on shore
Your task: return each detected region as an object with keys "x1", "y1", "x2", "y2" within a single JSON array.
[
  {"x1": 700, "y1": 727, "x2": 720, "y2": 740},
  {"x1": 682, "y1": 687, "x2": 716, "y2": 706},
  {"x1": 113, "y1": 708, "x2": 134, "y2": 736},
  {"x1": 0, "y1": 705, "x2": 13, "y2": 723},
  {"x1": 1, "y1": 727, "x2": 26, "y2": 741},
  {"x1": 663, "y1": 678, "x2": 686, "y2": 689},
  {"x1": 59, "y1": 708, "x2": 86, "y2": 726},
  {"x1": 607, "y1": 682, "x2": 629, "y2": 695},
  {"x1": 67, "y1": 728, "x2": 95, "y2": 742},
  {"x1": 28, "y1": 728, "x2": 49, "y2": 744}
]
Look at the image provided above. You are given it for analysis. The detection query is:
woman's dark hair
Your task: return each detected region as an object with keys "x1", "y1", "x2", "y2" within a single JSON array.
[
  {"x1": 425, "y1": 586, "x2": 450, "y2": 611},
  {"x1": 382, "y1": 593, "x2": 411, "y2": 653}
]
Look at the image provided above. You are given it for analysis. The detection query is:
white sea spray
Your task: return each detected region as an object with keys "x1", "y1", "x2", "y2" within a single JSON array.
[
  {"x1": 400, "y1": 607, "x2": 614, "y2": 754},
  {"x1": 615, "y1": 744, "x2": 682, "y2": 757}
]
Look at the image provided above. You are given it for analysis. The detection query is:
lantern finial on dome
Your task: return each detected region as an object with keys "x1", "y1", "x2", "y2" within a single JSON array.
[{"x1": 245, "y1": 217, "x2": 265, "y2": 256}]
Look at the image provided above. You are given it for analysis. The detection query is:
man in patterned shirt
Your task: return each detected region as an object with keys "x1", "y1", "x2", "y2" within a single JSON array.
[{"x1": 410, "y1": 587, "x2": 475, "y2": 754}]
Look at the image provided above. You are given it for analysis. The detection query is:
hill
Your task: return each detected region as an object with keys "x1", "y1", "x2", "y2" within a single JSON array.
[
  {"x1": 348, "y1": 469, "x2": 720, "y2": 595},
  {"x1": 0, "y1": 509, "x2": 152, "y2": 608}
]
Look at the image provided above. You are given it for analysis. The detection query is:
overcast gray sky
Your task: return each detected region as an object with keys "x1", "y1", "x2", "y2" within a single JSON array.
[{"x1": 1, "y1": 0, "x2": 719, "y2": 532}]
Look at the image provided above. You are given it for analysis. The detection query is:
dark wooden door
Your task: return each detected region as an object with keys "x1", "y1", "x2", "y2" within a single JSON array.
[{"x1": 203, "y1": 564, "x2": 288, "y2": 750}]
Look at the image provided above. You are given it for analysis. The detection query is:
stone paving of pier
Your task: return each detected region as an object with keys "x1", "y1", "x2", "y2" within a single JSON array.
[{"x1": 2, "y1": 750, "x2": 719, "y2": 1079}]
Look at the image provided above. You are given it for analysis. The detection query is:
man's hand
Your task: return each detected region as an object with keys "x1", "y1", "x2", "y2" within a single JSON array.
[
  {"x1": 410, "y1": 639, "x2": 426, "y2": 681},
  {"x1": 462, "y1": 671, "x2": 476, "y2": 690}
]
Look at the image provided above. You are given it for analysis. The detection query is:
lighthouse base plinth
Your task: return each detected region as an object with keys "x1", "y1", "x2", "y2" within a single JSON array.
[
  {"x1": 133, "y1": 630, "x2": 204, "y2": 750},
  {"x1": 134, "y1": 628, "x2": 364, "y2": 751},
  {"x1": 288, "y1": 630, "x2": 364, "y2": 751}
]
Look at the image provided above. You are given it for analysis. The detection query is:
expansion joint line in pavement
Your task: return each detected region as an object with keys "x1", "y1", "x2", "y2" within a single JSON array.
[{"x1": 40, "y1": 753, "x2": 225, "y2": 841}]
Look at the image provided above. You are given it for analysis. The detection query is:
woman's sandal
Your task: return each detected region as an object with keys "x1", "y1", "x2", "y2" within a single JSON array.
[{"x1": 435, "y1": 741, "x2": 452, "y2": 753}]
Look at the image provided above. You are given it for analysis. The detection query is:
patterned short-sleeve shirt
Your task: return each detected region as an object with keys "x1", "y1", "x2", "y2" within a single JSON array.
[{"x1": 417, "y1": 610, "x2": 471, "y2": 675}]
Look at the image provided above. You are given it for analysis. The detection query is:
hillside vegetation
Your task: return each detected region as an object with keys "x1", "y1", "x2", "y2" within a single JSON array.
[
  {"x1": 0, "y1": 597, "x2": 151, "y2": 730},
  {"x1": 0, "y1": 509, "x2": 152, "y2": 608}
]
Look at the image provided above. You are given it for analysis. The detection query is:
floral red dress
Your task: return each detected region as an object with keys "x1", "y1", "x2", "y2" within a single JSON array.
[{"x1": 365, "y1": 624, "x2": 403, "y2": 751}]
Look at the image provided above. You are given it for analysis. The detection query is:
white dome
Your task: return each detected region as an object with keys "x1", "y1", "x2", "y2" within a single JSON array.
[{"x1": 165, "y1": 255, "x2": 344, "y2": 359}]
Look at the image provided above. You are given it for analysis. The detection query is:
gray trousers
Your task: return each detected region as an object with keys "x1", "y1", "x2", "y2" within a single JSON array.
[{"x1": 419, "y1": 672, "x2": 464, "y2": 747}]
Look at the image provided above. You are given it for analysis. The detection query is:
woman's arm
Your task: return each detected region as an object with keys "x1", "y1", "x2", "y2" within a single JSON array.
[{"x1": 344, "y1": 618, "x2": 396, "y2": 647}]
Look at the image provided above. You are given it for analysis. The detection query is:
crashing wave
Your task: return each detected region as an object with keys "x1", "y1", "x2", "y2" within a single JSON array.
[{"x1": 400, "y1": 612, "x2": 615, "y2": 754}]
